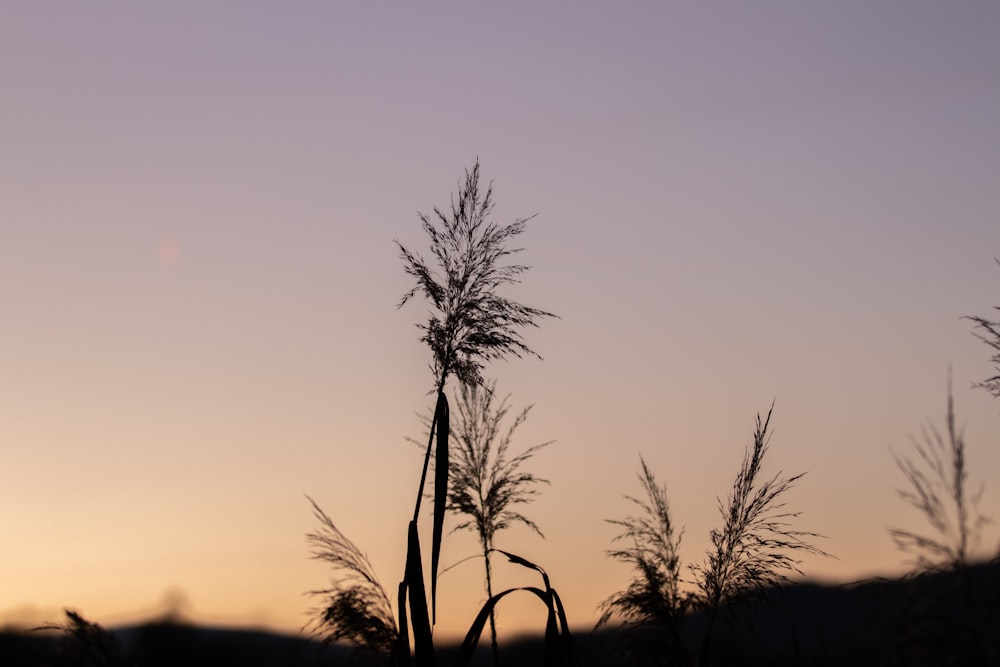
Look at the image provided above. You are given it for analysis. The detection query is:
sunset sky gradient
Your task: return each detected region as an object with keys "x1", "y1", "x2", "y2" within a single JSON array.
[{"x1": 2, "y1": 2, "x2": 999, "y2": 640}]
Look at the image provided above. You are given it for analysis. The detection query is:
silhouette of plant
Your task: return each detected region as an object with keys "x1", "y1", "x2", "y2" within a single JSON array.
[
  {"x1": 396, "y1": 161, "x2": 556, "y2": 393},
  {"x1": 394, "y1": 161, "x2": 556, "y2": 662},
  {"x1": 597, "y1": 456, "x2": 693, "y2": 666},
  {"x1": 884, "y1": 381, "x2": 997, "y2": 666},
  {"x1": 890, "y1": 381, "x2": 990, "y2": 571},
  {"x1": 37, "y1": 609, "x2": 128, "y2": 667},
  {"x1": 310, "y1": 161, "x2": 571, "y2": 667},
  {"x1": 445, "y1": 380, "x2": 552, "y2": 666},
  {"x1": 305, "y1": 496, "x2": 398, "y2": 661},
  {"x1": 692, "y1": 405, "x2": 828, "y2": 665},
  {"x1": 601, "y1": 406, "x2": 827, "y2": 666},
  {"x1": 965, "y1": 258, "x2": 1000, "y2": 400}
]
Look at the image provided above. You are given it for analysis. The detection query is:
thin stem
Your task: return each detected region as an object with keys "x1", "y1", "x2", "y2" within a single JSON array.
[{"x1": 484, "y1": 542, "x2": 500, "y2": 667}]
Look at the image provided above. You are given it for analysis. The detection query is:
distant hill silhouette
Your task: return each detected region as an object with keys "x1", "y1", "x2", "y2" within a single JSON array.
[{"x1": 2, "y1": 562, "x2": 997, "y2": 665}]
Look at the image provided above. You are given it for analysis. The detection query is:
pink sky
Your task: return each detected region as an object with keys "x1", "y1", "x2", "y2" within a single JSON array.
[{"x1": 1, "y1": 2, "x2": 999, "y2": 640}]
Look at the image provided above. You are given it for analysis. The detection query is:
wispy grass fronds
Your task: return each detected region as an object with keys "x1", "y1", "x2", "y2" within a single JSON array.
[
  {"x1": 448, "y1": 380, "x2": 552, "y2": 665},
  {"x1": 396, "y1": 160, "x2": 555, "y2": 391},
  {"x1": 693, "y1": 405, "x2": 829, "y2": 621},
  {"x1": 598, "y1": 457, "x2": 689, "y2": 627},
  {"x1": 965, "y1": 258, "x2": 1000, "y2": 400},
  {"x1": 305, "y1": 496, "x2": 398, "y2": 658},
  {"x1": 598, "y1": 456, "x2": 692, "y2": 665},
  {"x1": 448, "y1": 381, "x2": 551, "y2": 544},
  {"x1": 890, "y1": 381, "x2": 991, "y2": 571},
  {"x1": 36, "y1": 610, "x2": 127, "y2": 667}
]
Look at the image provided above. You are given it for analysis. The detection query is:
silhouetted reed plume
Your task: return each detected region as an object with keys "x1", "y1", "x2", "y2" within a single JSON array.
[
  {"x1": 310, "y1": 162, "x2": 571, "y2": 667},
  {"x1": 890, "y1": 381, "x2": 990, "y2": 571},
  {"x1": 446, "y1": 380, "x2": 551, "y2": 665},
  {"x1": 306, "y1": 496, "x2": 398, "y2": 658},
  {"x1": 600, "y1": 405, "x2": 828, "y2": 666},
  {"x1": 597, "y1": 457, "x2": 692, "y2": 666}
]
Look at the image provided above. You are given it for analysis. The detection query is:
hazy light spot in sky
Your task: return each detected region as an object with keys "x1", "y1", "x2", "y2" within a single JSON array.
[{"x1": 159, "y1": 237, "x2": 179, "y2": 267}]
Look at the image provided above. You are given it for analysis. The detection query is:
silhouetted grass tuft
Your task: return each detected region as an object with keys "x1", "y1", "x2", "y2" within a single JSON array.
[
  {"x1": 889, "y1": 379, "x2": 990, "y2": 571},
  {"x1": 36, "y1": 609, "x2": 128, "y2": 667},
  {"x1": 693, "y1": 405, "x2": 830, "y2": 616},
  {"x1": 597, "y1": 456, "x2": 692, "y2": 666},
  {"x1": 305, "y1": 496, "x2": 398, "y2": 659},
  {"x1": 601, "y1": 405, "x2": 829, "y2": 667},
  {"x1": 446, "y1": 380, "x2": 552, "y2": 665}
]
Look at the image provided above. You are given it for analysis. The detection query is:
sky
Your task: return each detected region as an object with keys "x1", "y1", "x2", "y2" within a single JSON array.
[{"x1": 2, "y1": 1, "x2": 999, "y2": 642}]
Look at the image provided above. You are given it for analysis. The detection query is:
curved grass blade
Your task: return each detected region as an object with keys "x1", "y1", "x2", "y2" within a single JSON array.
[
  {"x1": 431, "y1": 391, "x2": 449, "y2": 624},
  {"x1": 455, "y1": 587, "x2": 548, "y2": 667},
  {"x1": 496, "y1": 549, "x2": 552, "y2": 590},
  {"x1": 404, "y1": 521, "x2": 433, "y2": 667}
]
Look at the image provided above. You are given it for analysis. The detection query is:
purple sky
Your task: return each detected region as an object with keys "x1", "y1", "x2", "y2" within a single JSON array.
[{"x1": 2, "y1": 2, "x2": 999, "y2": 638}]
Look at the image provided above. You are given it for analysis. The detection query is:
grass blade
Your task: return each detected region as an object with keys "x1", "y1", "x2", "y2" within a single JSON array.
[
  {"x1": 393, "y1": 581, "x2": 411, "y2": 667},
  {"x1": 455, "y1": 587, "x2": 548, "y2": 667},
  {"x1": 431, "y1": 391, "x2": 449, "y2": 624},
  {"x1": 404, "y1": 521, "x2": 434, "y2": 666}
]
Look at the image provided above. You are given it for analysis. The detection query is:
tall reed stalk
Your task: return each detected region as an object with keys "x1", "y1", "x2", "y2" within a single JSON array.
[
  {"x1": 393, "y1": 162, "x2": 557, "y2": 665},
  {"x1": 309, "y1": 162, "x2": 571, "y2": 666}
]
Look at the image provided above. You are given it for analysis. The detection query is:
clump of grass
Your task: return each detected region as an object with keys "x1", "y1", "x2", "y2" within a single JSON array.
[
  {"x1": 890, "y1": 380, "x2": 991, "y2": 571},
  {"x1": 36, "y1": 609, "x2": 128, "y2": 667},
  {"x1": 309, "y1": 161, "x2": 569, "y2": 667},
  {"x1": 305, "y1": 496, "x2": 398, "y2": 660},
  {"x1": 597, "y1": 457, "x2": 692, "y2": 666},
  {"x1": 600, "y1": 405, "x2": 828, "y2": 667},
  {"x1": 693, "y1": 405, "x2": 829, "y2": 621},
  {"x1": 395, "y1": 161, "x2": 556, "y2": 655},
  {"x1": 446, "y1": 380, "x2": 552, "y2": 665},
  {"x1": 885, "y1": 379, "x2": 997, "y2": 665}
]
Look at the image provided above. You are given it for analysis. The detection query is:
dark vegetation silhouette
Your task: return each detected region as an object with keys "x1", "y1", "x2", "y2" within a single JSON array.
[
  {"x1": 889, "y1": 379, "x2": 990, "y2": 571},
  {"x1": 37, "y1": 610, "x2": 129, "y2": 667},
  {"x1": 877, "y1": 275, "x2": 1000, "y2": 664},
  {"x1": 429, "y1": 380, "x2": 552, "y2": 666},
  {"x1": 307, "y1": 161, "x2": 573, "y2": 667},
  {"x1": 14, "y1": 609, "x2": 346, "y2": 667},
  {"x1": 306, "y1": 497, "x2": 399, "y2": 661},
  {"x1": 597, "y1": 457, "x2": 692, "y2": 666},
  {"x1": 598, "y1": 405, "x2": 829, "y2": 667},
  {"x1": 5, "y1": 187, "x2": 998, "y2": 666},
  {"x1": 882, "y1": 375, "x2": 999, "y2": 665}
]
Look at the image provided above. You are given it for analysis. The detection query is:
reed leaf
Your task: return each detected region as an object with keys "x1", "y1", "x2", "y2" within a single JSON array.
[
  {"x1": 455, "y1": 550, "x2": 578, "y2": 667},
  {"x1": 393, "y1": 583, "x2": 410, "y2": 667},
  {"x1": 431, "y1": 392, "x2": 449, "y2": 625},
  {"x1": 403, "y1": 521, "x2": 434, "y2": 667}
]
